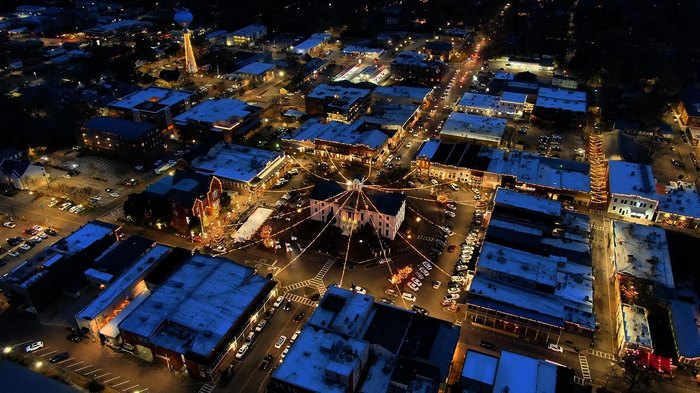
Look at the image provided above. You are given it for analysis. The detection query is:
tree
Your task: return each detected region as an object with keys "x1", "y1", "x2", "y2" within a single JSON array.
[
  {"x1": 86, "y1": 379, "x2": 104, "y2": 393},
  {"x1": 607, "y1": 352, "x2": 658, "y2": 393},
  {"x1": 220, "y1": 192, "x2": 231, "y2": 208}
]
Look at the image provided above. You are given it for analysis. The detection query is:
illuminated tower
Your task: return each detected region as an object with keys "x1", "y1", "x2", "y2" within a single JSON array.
[{"x1": 174, "y1": 9, "x2": 198, "y2": 74}]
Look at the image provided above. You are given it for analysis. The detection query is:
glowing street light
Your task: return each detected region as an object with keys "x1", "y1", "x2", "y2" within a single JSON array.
[{"x1": 2, "y1": 347, "x2": 11, "y2": 354}]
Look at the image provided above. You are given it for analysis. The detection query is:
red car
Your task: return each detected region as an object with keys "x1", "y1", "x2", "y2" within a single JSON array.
[{"x1": 447, "y1": 244, "x2": 457, "y2": 253}]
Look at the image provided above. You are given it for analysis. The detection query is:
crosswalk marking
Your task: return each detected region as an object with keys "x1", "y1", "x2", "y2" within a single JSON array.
[
  {"x1": 589, "y1": 349, "x2": 616, "y2": 360},
  {"x1": 284, "y1": 293, "x2": 317, "y2": 307},
  {"x1": 283, "y1": 279, "x2": 312, "y2": 292},
  {"x1": 198, "y1": 383, "x2": 215, "y2": 393},
  {"x1": 315, "y1": 258, "x2": 335, "y2": 279},
  {"x1": 416, "y1": 235, "x2": 434, "y2": 242},
  {"x1": 573, "y1": 376, "x2": 586, "y2": 386},
  {"x1": 578, "y1": 354, "x2": 591, "y2": 381}
]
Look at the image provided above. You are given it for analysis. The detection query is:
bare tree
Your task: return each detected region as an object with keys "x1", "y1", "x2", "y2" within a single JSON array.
[{"x1": 607, "y1": 352, "x2": 658, "y2": 393}]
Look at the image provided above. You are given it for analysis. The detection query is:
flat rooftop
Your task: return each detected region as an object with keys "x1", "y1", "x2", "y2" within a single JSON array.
[
  {"x1": 461, "y1": 350, "x2": 498, "y2": 386},
  {"x1": 608, "y1": 160, "x2": 657, "y2": 199},
  {"x1": 174, "y1": 99, "x2": 258, "y2": 130},
  {"x1": 372, "y1": 85, "x2": 432, "y2": 101},
  {"x1": 392, "y1": 51, "x2": 428, "y2": 66},
  {"x1": 440, "y1": 112, "x2": 507, "y2": 144},
  {"x1": 613, "y1": 221, "x2": 674, "y2": 287},
  {"x1": 342, "y1": 45, "x2": 384, "y2": 55},
  {"x1": 493, "y1": 351, "x2": 558, "y2": 393},
  {"x1": 83, "y1": 117, "x2": 156, "y2": 139},
  {"x1": 622, "y1": 304, "x2": 653, "y2": 348},
  {"x1": 52, "y1": 221, "x2": 117, "y2": 255},
  {"x1": 288, "y1": 119, "x2": 388, "y2": 150},
  {"x1": 109, "y1": 87, "x2": 192, "y2": 112},
  {"x1": 457, "y1": 92, "x2": 499, "y2": 110},
  {"x1": 77, "y1": 244, "x2": 171, "y2": 321},
  {"x1": 307, "y1": 84, "x2": 371, "y2": 109},
  {"x1": 494, "y1": 188, "x2": 562, "y2": 217},
  {"x1": 235, "y1": 62, "x2": 275, "y2": 75},
  {"x1": 501, "y1": 91, "x2": 528, "y2": 103},
  {"x1": 669, "y1": 299, "x2": 700, "y2": 359},
  {"x1": 119, "y1": 254, "x2": 274, "y2": 358},
  {"x1": 535, "y1": 87, "x2": 587, "y2": 113},
  {"x1": 658, "y1": 183, "x2": 700, "y2": 218},
  {"x1": 488, "y1": 150, "x2": 591, "y2": 193},
  {"x1": 191, "y1": 143, "x2": 287, "y2": 184},
  {"x1": 478, "y1": 242, "x2": 560, "y2": 287},
  {"x1": 230, "y1": 24, "x2": 266, "y2": 37}
]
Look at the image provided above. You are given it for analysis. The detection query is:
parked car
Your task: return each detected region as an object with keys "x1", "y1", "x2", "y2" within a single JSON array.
[
  {"x1": 273, "y1": 296, "x2": 285, "y2": 308},
  {"x1": 432, "y1": 281, "x2": 442, "y2": 289},
  {"x1": 401, "y1": 292, "x2": 417, "y2": 302},
  {"x1": 274, "y1": 336, "x2": 287, "y2": 349},
  {"x1": 411, "y1": 305, "x2": 429, "y2": 315},
  {"x1": 547, "y1": 343, "x2": 564, "y2": 353},
  {"x1": 254, "y1": 320, "x2": 268, "y2": 332},
  {"x1": 379, "y1": 297, "x2": 394, "y2": 305},
  {"x1": 235, "y1": 344, "x2": 250, "y2": 359},
  {"x1": 25, "y1": 341, "x2": 44, "y2": 353},
  {"x1": 441, "y1": 299, "x2": 456, "y2": 306},
  {"x1": 385, "y1": 288, "x2": 398, "y2": 297},
  {"x1": 49, "y1": 352, "x2": 70, "y2": 363},
  {"x1": 66, "y1": 333, "x2": 81, "y2": 343},
  {"x1": 444, "y1": 293, "x2": 459, "y2": 301},
  {"x1": 447, "y1": 287, "x2": 461, "y2": 294},
  {"x1": 407, "y1": 282, "x2": 420, "y2": 291},
  {"x1": 410, "y1": 277, "x2": 422, "y2": 287},
  {"x1": 352, "y1": 285, "x2": 367, "y2": 294},
  {"x1": 419, "y1": 267, "x2": 430, "y2": 276},
  {"x1": 3, "y1": 222, "x2": 15, "y2": 228},
  {"x1": 480, "y1": 341, "x2": 496, "y2": 351},
  {"x1": 422, "y1": 261, "x2": 433, "y2": 270}
]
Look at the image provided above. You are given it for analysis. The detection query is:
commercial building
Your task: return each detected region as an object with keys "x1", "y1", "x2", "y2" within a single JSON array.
[
  {"x1": 0, "y1": 221, "x2": 119, "y2": 314},
  {"x1": 466, "y1": 189, "x2": 595, "y2": 347},
  {"x1": 225, "y1": 24, "x2": 267, "y2": 47},
  {"x1": 611, "y1": 221, "x2": 674, "y2": 289},
  {"x1": 76, "y1": 243, "x2": 173, "y2": 344},
  {"x1": 142, "y1": 170, "x2": 222, "y2": 233},
  {"x1": 173, "y1": 99, "x2": 262, "y2": 143},
  {"x1": 292, "y1": 32, "x2": 332, "y2": 55},
  {"x1": 423, "y1": 40, "x2": 454, "y2": 61},
  {"x1": 371, "y1": 85, "x2": 433, "y2": 107},
  {"x1": 83, "y1": 236, "x2": 155, "y2": 287},
  {"x1": 391, "y1": 51, "x2": 446, "y2": 85},
  {"x1": 119, "y1": 254, "x2": 278, "y2": 382},
  {"x1": 454, "y1": 91, "x2": 527, "y2": 119},
  {"x1": 656, "y1": 182, "x2": 700, "y2": 228},
  {"x1": 80, "y1": 117, "x2": 163, "y2": 163},
  {"x1": 190, "y1": 143, "x2": 289, "y2": 193},
  {"x1": 617, "y1": 304, "x2": 653, "y2": 356},
  {"x1": 268, "y1": 286, "x2": 460, "y2": 393},
  {"x1": 305, "y1": 84, "x2": 371, "y2": 123},
  {"x1": 0, "y1": 159, "x2": 47, "y2": 190},
  {"x1": 551, "y1": 74, "x2": 579, "y2": 89},
  {"x1": 283, "y1": 120, "x2": 389, "y2": 164},
  {"x1": 607, "y1": 160, "x2": 658, "y2": 221},
  {"x1": 668, "y1": 295, "x2": 700, "y2": 366},
  {"x1": 107, "y1": 87, "x2": 193, "y2": 132},
  {"x1": 341, "y1": 45, "x2": 384, "y2": 59},
  {"x1": 359, "y1": 103, "x2": 420, "y2": 147},
  {"x1": 676, "y1": 85, "x2": 700, "y2": 128},
  {"x1": 439, "y1": 112, "x2": 507, "y2": 147},
  {"x1": 460, "y1": 350, "x2": 575, "y2": 393},
  {"x1": 309, "y1": 179, "x2": 406, "y2": 240},
  {"x1": 233, "y1": 62, "x2": 276, "y2": 84},
  {"x1": 532, "y1": 87, "x2": 587, "y2": 127}
]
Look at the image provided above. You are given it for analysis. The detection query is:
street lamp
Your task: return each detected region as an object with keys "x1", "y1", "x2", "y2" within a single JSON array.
[{"x1": 2, "y1": 346, "x2": 11, "y2": 354}]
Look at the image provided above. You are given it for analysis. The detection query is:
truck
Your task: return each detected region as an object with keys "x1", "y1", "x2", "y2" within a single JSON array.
[{"x1": 154, "y1": 162, "x2": 173, "y2": 175}]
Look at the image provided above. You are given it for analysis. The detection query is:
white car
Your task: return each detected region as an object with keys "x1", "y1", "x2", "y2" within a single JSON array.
[
  {"x1": 279, "y1": 346, "x2": 290, "y2": 362},
  {"x1": 274, "y1": 336, "x2": 287, "y2": 349},
  {"x1": 406, "y1": 142, "x2": 412, "y2": 148},
  {"x1": 445, "y1": 211, "x2": 456, "y2": 218},
  {"x1": 255, "y1": 320, "x2": 268, "y2": 332},
  {"x1": 91, "y1": 195, "x2": 102, "y2": 201},
  {"x1": 444, "y1": 293, "x2": 460, "y2": 301},
  {"x1": 451, "y1": 275, "x2": 466, "y2": 283},
  {"x1": 449, "y1": 183, "x2": 460, "y2": 191},
  {"x1": 430, "y1": 179, "x2": 439, "y2": 186},
  {"x1": 273, "y1": 296, "x2": 285, "y2": 308},
  {"x1": 419, "y1": 267, "x2": 430, "y2": 276},
  {"x1": 353, "y1": 286, "x2": 367, "y2": 295},
  {"x1": 445, "y1": 203, "x2": 456, "y2": 211},
  {"x1": 407, "y1": 282, "x2": 420, "y2": 292},
  {"x1": 379, "y1": 257, "x2": 392, "y2": 265},
  {"x1": 68, "y1": 205, "x2": 80, "y2": 213},
  {"x1": 3, "y1": 222, "x2": 15, "y2": 228},
  {"x1": 47, "y1": 200, "x2": 59, "y2": 207},
  {"x1": 401, "y1": 292, "x2": 417, "y2": 302},
  {"x1": 385, "y1": 288, "x2": 399, "y2": 297},
  {"x1": 19, "y1": 243, "x2": 32, "y2": 251},
  {"x1": 25, "y1": 341, "x2": 44, "y2": 353},
  {"x1": 422, "y1": 261, "x2": 433, "y2": 270},
  {"x1": 432, "y1": 281, "x2": 441, "y2": 289},
  {"x1": 59, "y1": 202, "x2": 72, "y2": 211},
  {"x1": 455, "y1": 265, "x2": 468, "y2": 272},
  {"x1": 109, "y1": 192, "x2": 120, "y2": 198},
  {"x1": 548, "y1": 343, "x2": 564, "y2": 353},
  {"x1": 235, "y1": 344, "x2": 250, "y2": 359},
  {"x1": 410, "y1": 277, "x2": 422, "y2": 287},
  {"x1": 73, "y1": 206, "x2": 85, "y2": 214},
  {"x1": 447, "y1": 287, "x2": 461, "y2": 294}
]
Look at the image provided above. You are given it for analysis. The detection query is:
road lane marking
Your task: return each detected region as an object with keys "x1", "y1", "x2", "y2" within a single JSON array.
[
  {"x1": 112, "y1": 380, "x2": 130, "y2": 387},
  {"x1": 122, "y1": 384, "x2": 139, "y2": 392},
  {"x1": 41, "y1": 350, "x2": 57, "y2": 357},
  {"x1": 75, "y1": 364, "x2": 94, "y2": 372},
  {"x1": 66, "y1": 361, "x2": 83, "y2": 368},
  {"x1": 95, "y1": 372, "x2": 111, "y2": 379},
  {"x1": 103, "y1": 376, "x2": 121, "y2": 383}
]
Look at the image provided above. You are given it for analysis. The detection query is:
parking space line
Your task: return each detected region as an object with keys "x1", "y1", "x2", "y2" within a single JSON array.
[
  {"x1": 33, "y1": 347, "x2": 52, "y2": 354},
  {"x1": 74, "y1": 364, "x2": 93, "y2": 372},
  {"x1": 112, "y1": 380, "x2": 130, "y2": 387},
  {"x1": 138, "y1": 389, "x2": 149, "y2": 392},
  {"x1": 84, "y1": 368, "x2": 102, "y2": 375},
  {"x1": 66, "y1": 361, "x2": 83, "y2": 368},
  {"x1": 122, "y1": 384, "x2": 139, "y2": 391},
  {"x1": 94, "y1": 372, "x2": 111, "y2": 379},
  {"x1": 103, "y1": 376, "x2": 121, "y2": 383},
  {"x1": 15, "y1": 340, "x2": 32, "y2": 347},
  {"x1": 41, "y1": 350, "x2": 57, "y2": 357},
  {"x1": 56, "y1": 357, "x2": 74, "y2": 364}
]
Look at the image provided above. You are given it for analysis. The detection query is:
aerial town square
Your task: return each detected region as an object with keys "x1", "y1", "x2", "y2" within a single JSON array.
[{"x1": 0, "y1": 1, "x2": 699, "y2": 392}]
